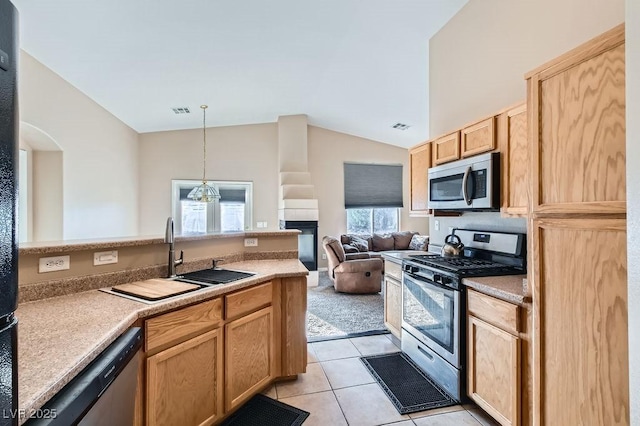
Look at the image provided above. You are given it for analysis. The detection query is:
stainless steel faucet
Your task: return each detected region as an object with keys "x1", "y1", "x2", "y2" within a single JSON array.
[{"x1": 164, "y1": 217, "x2": 183, "y2": 277}]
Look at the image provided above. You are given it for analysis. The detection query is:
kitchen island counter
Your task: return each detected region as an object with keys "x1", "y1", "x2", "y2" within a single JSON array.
[{"x1": 16, "y1": 258, "x2": 308, "y2": 424}]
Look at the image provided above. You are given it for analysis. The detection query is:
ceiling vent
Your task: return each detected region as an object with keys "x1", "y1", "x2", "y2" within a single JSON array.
[
  {"x1": 391, "y1": 122, "x2": 411, "y2": 131},
  {"x1": 171, "y1": 107, "x2": 191, "y2": 114}
]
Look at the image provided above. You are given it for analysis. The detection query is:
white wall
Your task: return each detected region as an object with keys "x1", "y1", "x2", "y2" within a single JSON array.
[
  {"x1": 19, "y1": 52, "x2": 139, "y2": 240},
  {"x1": 429, "y1": 0, "x2": 625, "y2": 136},
  {"x1": 626, "y1": 1, "x2": 639, "y2": 423}
]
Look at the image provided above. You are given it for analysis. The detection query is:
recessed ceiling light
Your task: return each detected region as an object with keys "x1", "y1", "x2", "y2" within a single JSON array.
[
  {"x1": 171, "y1": 107, "x2": 191, "y2": 114},
  {"x1": 392, "y1": 123, "x2": 411, "y2": 131}
]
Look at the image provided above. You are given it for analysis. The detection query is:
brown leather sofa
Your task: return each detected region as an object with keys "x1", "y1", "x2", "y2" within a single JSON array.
[
  {"x1": 322, "y1": 236, "x2": 383, "y2": 294},
  {"x1": 340, "y1": 232, "x2": 429, "y2": 260}
]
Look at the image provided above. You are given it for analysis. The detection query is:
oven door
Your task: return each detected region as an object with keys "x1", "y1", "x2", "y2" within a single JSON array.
[{"x1": 402, "y1": 273, "x2": 461, "y2": 368}]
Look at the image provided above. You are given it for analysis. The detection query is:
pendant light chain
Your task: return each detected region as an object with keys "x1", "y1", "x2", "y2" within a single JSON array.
[{"x1": 202, "y1": 104, "x2": 208, "y2": 183}]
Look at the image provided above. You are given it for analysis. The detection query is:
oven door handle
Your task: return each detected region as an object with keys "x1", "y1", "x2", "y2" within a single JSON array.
[{"x1": 462, "y1": 166, "x2": 472, "y2": 206}]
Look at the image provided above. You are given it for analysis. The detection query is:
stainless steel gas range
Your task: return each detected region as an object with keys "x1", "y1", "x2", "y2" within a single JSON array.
[{"x1": 400, "y1": 229, "x2": 526, "y2": 401}]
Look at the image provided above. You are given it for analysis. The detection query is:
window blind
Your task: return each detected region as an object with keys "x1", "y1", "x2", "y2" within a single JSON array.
[{"x1": 343, "y1": 163, "x2": 403, "y2": 208}]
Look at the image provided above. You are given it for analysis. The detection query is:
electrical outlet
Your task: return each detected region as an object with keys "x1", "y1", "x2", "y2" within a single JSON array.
[
  {"x1": 94, "y1": 250, "x2": 118, "y2": 266},
  {"x1": 39, "y1": 255, "x2": 70, "y2": 273},
  {"x1": 244, "y1": 238, "x2": 258, "y2": 247},
  {"x1": 256, "y1": 221, "x2": 267, "y2": 228},
  {"x1": 322, "y1": 253, "x2": 327, "y2": 260},
  {"x1": 434, "y1": 220, "x2": 440, "y2": 231}
]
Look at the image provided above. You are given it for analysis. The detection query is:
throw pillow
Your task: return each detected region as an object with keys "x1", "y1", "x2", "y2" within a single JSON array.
[
  {"x1": 351, "y1": 235, "x2": 370, "y2": 252},
  {"x1": 343, "y1": 244, "x2": 358, "y2": 254},
  {"x1": 393, "y1": 231, "x2": 417, "y2": 250},
  {"x1": 409, "y1": 234, "x2": 429, "y2": 251},
  {"x1": 372, "y1": 234, "x2": 394, "y2": 251}
]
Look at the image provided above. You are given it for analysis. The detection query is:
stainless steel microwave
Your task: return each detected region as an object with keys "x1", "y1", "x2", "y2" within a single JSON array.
[{"x1": 427, "y1": 152, "x2": 500, "y2": 211}]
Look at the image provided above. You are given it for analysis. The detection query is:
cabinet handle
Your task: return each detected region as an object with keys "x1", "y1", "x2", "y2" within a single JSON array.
[{"x1": 417, "y1": 345, "x2": 434, "y2": 361}]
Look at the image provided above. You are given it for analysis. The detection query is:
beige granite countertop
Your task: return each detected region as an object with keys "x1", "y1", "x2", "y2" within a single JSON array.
[
  {"x1": 16, "y1": 259, "x2": 308, "y2": 422},
  {"x1": 462, "y1": 275, "x2": 529, "y2": 306}
]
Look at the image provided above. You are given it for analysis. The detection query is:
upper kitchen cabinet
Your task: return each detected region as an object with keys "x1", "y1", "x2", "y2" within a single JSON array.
[
  {"x1": 432, "y1": 131, "x2": 461, "y2": 165},
  {"x1": 461, "y1": 116, "x2": 496, "y2": 158},
  {"x1": 526, "y1": 24, "x2": 626, "y2": 216},
  {"x1": 499, "y1": 103, "x2": 529, "y2": 217},
  {"x1": 409, "y1": 142, "x2": 431, "y2": 216}
]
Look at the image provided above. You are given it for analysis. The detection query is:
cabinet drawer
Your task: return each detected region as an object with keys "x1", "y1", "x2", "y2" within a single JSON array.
[
  {"x1": 467, "y1": 289, "x2": 519, "y2": 335},
  {"x1": 146, "y1": 298, "x2": 222, "y2": 352},
  {"x1": 385, "y1": 261, "x2": 402, "y2": 281},
  {"x1": 225, "y1": 281, "x2": 273, "y2": 320}
]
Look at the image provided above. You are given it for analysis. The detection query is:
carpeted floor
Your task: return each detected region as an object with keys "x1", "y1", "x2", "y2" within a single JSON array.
[{"x1": 307, "y1": 271, "x2": 386, "y2": 340}]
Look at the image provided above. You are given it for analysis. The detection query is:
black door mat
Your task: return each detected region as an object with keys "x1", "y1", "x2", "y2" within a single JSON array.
[
  {"x1": 221, "y1": 394, "x2": 309, "y2": 426},
  {"x1": 360, "y1": 352, "x2": 456, "y2": 414}
]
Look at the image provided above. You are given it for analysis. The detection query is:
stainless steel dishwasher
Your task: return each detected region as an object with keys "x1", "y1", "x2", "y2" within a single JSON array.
[{"x1": 26, "y1": 327, "x2": 142, "y2": 426}]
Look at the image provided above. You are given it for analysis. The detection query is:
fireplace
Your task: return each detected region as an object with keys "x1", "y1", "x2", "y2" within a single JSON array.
[{"x1": 280, "y1": 220, "x2": 318, "y2": 271}]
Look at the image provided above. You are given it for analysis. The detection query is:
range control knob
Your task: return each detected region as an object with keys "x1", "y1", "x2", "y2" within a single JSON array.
[{"x1": 434, "y1": 274, "x2": 452, "y2": 285}]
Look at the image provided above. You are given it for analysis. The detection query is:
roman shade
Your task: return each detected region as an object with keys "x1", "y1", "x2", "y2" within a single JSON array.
[{"x1": 344, "y1": 163, "x2": 403, "y2": 208}]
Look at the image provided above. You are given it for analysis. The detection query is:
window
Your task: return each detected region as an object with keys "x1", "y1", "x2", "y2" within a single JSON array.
[
  {"x1": 346, "y1": 208, "x2": 399, "y2": 234},
  {"x1": 171, "y1": 180, "x2": 253, "y2": 234},
  {"x1": 344, "y1": 162, "x2": 403, "y2": 234}
]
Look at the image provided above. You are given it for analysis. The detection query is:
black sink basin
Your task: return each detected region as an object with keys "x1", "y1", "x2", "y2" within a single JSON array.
[{"x1": 175, "y1": 268, "x2": 255, "y2": 285}]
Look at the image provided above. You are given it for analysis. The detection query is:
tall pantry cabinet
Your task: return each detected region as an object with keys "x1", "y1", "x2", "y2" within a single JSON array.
[{"x1": 526, "y1": 24, "x2": 628, "y2": 426}]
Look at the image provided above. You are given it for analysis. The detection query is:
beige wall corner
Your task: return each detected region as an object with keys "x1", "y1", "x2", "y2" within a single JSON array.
[
  {"x1": 19, "y1": 51, "x2": 139, "y2": 240},
  {"x1": 278, "y1": 115, "x2": 309, "y2": 173}
]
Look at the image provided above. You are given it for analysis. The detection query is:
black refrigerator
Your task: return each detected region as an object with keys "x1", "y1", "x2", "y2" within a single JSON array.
[{"x1": 0, "y1": 0, "x2": 19, "y2": 425}]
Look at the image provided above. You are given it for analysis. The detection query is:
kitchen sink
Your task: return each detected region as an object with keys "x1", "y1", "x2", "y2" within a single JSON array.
[
  {"x1": 102, "y1": 268, "x2": 255, "y2": 304},
  {"x1": 174, "y1": 268, "x2": 255, "y2": 285}
]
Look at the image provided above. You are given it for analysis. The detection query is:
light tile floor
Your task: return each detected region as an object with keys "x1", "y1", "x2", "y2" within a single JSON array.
[{"x1": 263, "y1": 334, "x2": 500, "y2": 426}]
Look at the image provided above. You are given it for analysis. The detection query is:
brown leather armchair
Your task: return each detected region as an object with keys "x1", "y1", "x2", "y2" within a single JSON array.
[{"x1": 322, "y1": 236, "x2": 383, "y2": 294}]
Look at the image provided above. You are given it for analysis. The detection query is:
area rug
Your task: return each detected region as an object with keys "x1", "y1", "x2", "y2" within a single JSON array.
[
  {"x1": 221, "y1": 394, "x2": 309, "y2": 426},
  {"x1": 306, "y1": 271, "x2": 386, "y2": 340},
  {"x1": 360, "y1": 352, "x2": 456, "y2": 414}
]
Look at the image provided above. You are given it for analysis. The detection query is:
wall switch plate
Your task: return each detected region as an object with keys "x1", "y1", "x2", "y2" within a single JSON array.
[
  {"x1": 322, "y1": 253, "x2": 327, "y2": 260},
  {"x1": 94, "y1": 250, "x2": 118, "y2": 266},
  {"x1": 434, "y1": 220, "x2": 440, "y2": 231},
  {"x1": 244, "y1": 238, "x2": 258, "y2": 247},
  {"x1": 39, "y1": 255, "x2": 70, "y2": 273},
  {"x1": 256, "y1": 221, "x2": 267, "y2": 228}
]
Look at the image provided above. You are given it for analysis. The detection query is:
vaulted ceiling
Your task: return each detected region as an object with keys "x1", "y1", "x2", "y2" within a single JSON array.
[{"x1": 12, "y1": 0, "x2": 467, "y2": 147}]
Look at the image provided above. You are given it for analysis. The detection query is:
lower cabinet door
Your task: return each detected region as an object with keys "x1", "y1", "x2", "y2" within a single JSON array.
[
  {"x1": 383, "y1": 276, "x2": 402, "y2": 338},
  {"x1": 468, "y1": 315, "x2": 520, "y2": 426},
  {"x1": 225, "y1": 306, "x2": 275, "y2": 411},
  {"x1": 146, "y1": 328, "x2": 223, "y2": 426}
]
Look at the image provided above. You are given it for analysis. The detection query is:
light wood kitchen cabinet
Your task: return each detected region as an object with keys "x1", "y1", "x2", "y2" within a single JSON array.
[
  {"x1": 138, "y1": 276, "x2": 307, "y2": 425},
  {"x1": 461, "y1": 116, "x2": 496, "y2": 158},
  {"x1": 432, "y1": 131, "x2": 460, "y2": 165},
  {"x1": 527, "y1": 24, "x2": 629, "y2": 426},
  {"x1": 527, "y1": 24, "x2": 625, "y2": 216},
  {"x1": 147, "y1": 328, "x2": 224, "y2": 426},
  {"x1": 467, "y1": 289, "x2": 521, "y2": 426},
  {"x1": 383, "y1": 260, "x2": 403, "y2": 338},
  {"x1": 532, "y1": 218, "x2": 628, "y2": 425},
  {"x1": 409, "y1": 142, "x2": 431, "y2": 216},
  {"x1": 225, "y1": 306, "x2": 275, "y2": 411},
  {"x1": 499, "y1": 103, "x2": 528, "y2": 217}
]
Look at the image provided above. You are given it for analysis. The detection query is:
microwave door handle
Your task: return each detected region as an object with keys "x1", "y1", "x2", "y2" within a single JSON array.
[{"x1": 462, "y1": 166, "x2": 472, "y2": 205}]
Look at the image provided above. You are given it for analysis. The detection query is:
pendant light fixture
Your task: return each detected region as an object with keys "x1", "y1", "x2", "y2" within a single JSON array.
[{"x1": 187, "y1": 105, "x2": 220, "y2": 202}]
